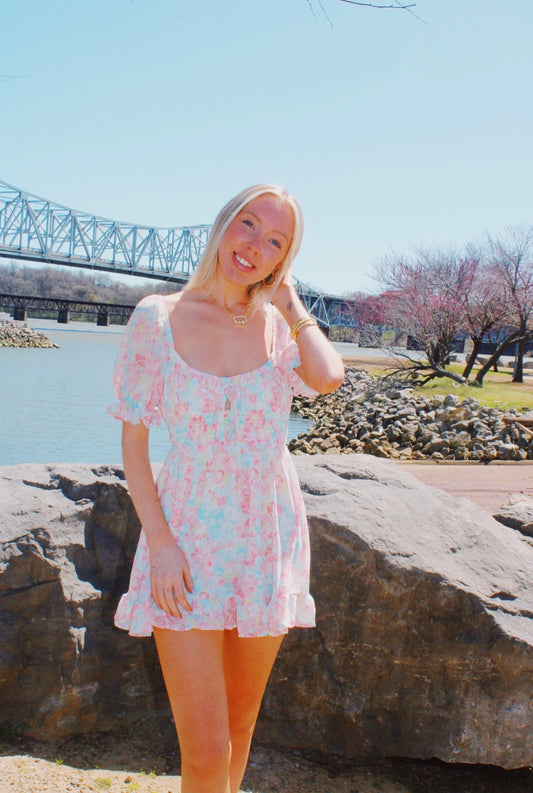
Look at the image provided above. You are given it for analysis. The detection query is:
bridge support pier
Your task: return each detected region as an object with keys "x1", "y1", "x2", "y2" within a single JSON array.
[
  {"x1": 57, "y1": 309, "x2": 70, "y2": 324},
  {"x1": 97, "y1": 310, "x2": 109, "y2": 327},
  {"x1": 13, "y1": 307, "x2": 27, "y2": 321}
]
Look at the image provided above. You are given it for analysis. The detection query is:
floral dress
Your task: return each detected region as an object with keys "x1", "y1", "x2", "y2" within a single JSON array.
[{"x1": 109, "y1": 294, "x2": 316, "y2": 638}]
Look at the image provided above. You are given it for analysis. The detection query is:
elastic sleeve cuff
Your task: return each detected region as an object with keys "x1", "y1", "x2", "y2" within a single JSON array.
[
  {"x1": 107, "y1": 400, "x2": 162, "y2": 427},
  {"x1": 279, "y1": 342, "x2": 319, "y2": 399}
]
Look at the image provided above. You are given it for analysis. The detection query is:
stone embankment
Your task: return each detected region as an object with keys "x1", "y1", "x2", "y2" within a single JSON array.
[
  {"x1": 290, "y1": 367, "x2": 533, "y2": 462},
  {"x1": 0, "y1": 317, "x2": 58, "y2": 348}
]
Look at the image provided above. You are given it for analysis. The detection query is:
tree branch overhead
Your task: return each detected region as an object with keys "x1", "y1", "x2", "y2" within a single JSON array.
[{"x1": 338, "y1": 1, "x2": 416, "y2": 8}]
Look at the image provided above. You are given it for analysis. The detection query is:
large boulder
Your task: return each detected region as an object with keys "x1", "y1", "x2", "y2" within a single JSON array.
[
  {"x1": 262, "y1": 456, "x2": 533, "y2": 769},
  {"x1": 0, "y1": 459, "x2": 532, "y2": 769},
  {"x1": 0, "y1": 464, "x2": 169, "y2": 739}
]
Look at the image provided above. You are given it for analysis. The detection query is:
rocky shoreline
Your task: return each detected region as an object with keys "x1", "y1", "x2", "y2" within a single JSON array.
[
  {"x1": 0, "y1": 317, "x2": 58, "y2": 348},
  {"x1": 290, "y1": 367, "x2": 533, "y2": 462}
]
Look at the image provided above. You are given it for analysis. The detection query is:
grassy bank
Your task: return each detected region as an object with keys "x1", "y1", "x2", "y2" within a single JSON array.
[{"x1": 342, "y1": 354, "x2": 533, "y2": 412}]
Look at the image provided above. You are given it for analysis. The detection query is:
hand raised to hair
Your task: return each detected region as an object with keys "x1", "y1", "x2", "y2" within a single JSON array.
[
  {"x1": 270, "y1": 267, "x2": 308, "y2": 328},
  {"x1": 270, "y1": 267, "x2": 296, "y2": 311},
  {"x1": 149, "y1": 542, "x2": 194, "y2": 618}
]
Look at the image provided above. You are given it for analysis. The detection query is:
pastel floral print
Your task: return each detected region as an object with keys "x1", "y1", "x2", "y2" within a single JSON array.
[{"x1": 109, "y1": 294, "x2": 317, "y2": 637}]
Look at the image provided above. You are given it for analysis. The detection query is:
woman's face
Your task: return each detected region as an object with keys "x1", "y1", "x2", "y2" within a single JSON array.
[{"x1": 217, "y1": 194, "x2": 295, "y2": 291}]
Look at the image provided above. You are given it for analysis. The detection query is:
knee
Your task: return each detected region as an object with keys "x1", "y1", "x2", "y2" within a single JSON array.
[
  {"x1": 183, "y1": 734, "x2": 231, "y2": 780},
  {"x1": 229, "y1": 708, "x2": 257, "y2": 746}
]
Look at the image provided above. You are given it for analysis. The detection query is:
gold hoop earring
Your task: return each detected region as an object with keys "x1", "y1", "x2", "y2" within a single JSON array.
[{"x1": 263, "y1": 272, "x2": 278, "y2": 288}]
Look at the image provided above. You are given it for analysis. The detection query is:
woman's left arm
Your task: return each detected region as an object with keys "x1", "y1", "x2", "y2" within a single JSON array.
[{"x1": 272, "y1": 278, "x2": 345, "y2": 394}]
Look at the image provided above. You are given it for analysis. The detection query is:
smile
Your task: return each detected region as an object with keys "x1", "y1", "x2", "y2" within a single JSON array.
[{"x1": 235, "y1": 254, "x2": 254, "y2": 271}]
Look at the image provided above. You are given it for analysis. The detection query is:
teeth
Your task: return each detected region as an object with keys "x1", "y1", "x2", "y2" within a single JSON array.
[{"x1": 236, "y1": 254, "x2": 253, "y2": 269}]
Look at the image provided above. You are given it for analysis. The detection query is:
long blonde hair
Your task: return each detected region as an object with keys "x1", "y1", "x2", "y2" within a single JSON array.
[{"x1": 185, "y1": 184, "x2": 304, "y2": 310}]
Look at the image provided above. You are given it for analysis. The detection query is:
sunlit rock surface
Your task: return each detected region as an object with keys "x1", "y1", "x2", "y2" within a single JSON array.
[{"x1": 0, "y1": 458, "x2": 532, "y2": 768}]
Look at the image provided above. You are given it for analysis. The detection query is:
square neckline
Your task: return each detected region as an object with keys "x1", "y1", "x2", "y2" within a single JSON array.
[{"x1": 157, "y1": 294, "x2": 276, "y2": 380}]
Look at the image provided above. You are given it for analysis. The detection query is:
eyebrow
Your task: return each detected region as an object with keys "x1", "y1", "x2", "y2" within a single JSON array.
[{"x1": 243, "y1": 210, "x2": 290, "y2": 241}]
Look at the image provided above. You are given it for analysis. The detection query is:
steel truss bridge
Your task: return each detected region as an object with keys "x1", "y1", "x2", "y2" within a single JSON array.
[
  {"x1": 0, "y1": 180, "x2": 356, "y2": 329},
  {"x1": 0, "y1": 293, "x2": 134, "y2": 325}
]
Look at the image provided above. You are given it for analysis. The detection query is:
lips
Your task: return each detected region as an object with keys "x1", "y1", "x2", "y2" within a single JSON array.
[{"x1": 234, "y1": 253, "x2": 254, "y2": 272}]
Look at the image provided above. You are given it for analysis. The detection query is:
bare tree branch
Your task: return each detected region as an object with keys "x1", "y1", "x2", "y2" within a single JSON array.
[
  {"x1": 0, "y1": 73, "x2": 32, "y2": 84},
  {"x1": 390, "y1": 0, "x2": 427, "y2": 23},
  {"x1": 380, "y1": 349, "x2": 467, "y2": 386},
  {"x1": 338, "y1": 0, "x2": 427, "y2": 24},
  {"x1": 306, "y1": 0, "x2": 427, "y2": 24},
  {"x1": 305, "y1": 0, "x2": 333, "y2": 25},
  {"x1": 338, "y1": 1, "x2": 416, "y2": 9}
]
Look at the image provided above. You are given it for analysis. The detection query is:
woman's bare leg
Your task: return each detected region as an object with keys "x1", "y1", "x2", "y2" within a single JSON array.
[
  {"x1": 153, "y1": 627, "x2": 231, "y2": 793},
  {"x1": 154, "y1": 627, "x2": 283, "y2": 793},
  {"x1": 223, "y1": 630, "x2": 284, "y2": 793}
]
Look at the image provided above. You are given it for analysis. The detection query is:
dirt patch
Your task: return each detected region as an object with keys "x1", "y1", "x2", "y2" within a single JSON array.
[
  {"x1": 397, "y1": 460, "x2": 533, "y2": 514},
  {"x1": 1, "y1": 729, "x2": 531, "y2": 793},
  {"x1": 342, "y1": 354, "x2": 397, "y2": 372}
]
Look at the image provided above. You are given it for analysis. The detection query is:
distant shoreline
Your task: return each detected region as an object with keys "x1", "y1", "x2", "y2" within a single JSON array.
[{"x1": 25, "y1": 317, "x2": 125, "y2": 336}]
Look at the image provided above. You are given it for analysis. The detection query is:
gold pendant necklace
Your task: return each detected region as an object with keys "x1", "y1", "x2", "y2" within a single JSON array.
[
  {"x1": 228, "y1": 312, "x2": 248, "y2": 327},
  {"x1": 224, "y1": 304, "x2": 249, "y2": 327}
]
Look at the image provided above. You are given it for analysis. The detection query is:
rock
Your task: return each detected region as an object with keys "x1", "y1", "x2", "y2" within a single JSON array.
[
  {"x1": 449, "y1": 431, "x2": 471, "y2": 449},
  {"x1": 0, "y1": 319, "x2": 58, "y2": 348},
  {"x1": 494, "y1": 496, "x2": 533, "y2": 537},
  {"x1": 422, "y1": 437, "x2": 449, "y2": 454},
  {"x1": 0, "y1": 464, "x2": 169, "y2": 741},
  {"x1": 1, "y1": 460, "x2": 532, "y2": 770},
  {"x1": 491, "y1": 441, "x2": 521, "y2": 461},
  {"x1": 320, "y1": 436, "x2": 340, "y2": 452},
  {"x1": 261, "y1": 456, "x2": 533, "y2": 770},
  {"x1": 443, "y1": 394, "x2": 458, "y2": 407}
]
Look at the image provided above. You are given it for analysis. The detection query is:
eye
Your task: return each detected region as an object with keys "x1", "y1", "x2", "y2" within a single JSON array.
[
  {"x1": 269, "y1": 238, "x2": 282, "y2": 249},
  {"x1": 242, "y1": 218, "x2": 254, "y2": 229}
]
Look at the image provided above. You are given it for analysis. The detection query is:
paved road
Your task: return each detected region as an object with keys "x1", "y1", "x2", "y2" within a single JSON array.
[{"x1": 396, "y1": 461, "x2": 533, "y2": 514}]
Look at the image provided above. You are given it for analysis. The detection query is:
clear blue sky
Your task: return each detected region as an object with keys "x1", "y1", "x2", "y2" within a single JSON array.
[{"x1": 2, "y1": 0, "x2": 532, "y2": 295}]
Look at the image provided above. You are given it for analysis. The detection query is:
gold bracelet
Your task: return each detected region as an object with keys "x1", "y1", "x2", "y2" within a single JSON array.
[{"x1": 290, "y1": 316, "x2": 318, "y2": 341}]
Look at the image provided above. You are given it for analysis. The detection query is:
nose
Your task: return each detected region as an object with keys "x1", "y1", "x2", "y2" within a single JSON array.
[{"x1": 246, "y1": 229, "x2": 260, "y2": 256}]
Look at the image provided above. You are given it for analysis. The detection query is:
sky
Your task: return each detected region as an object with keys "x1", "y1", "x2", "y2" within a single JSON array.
[{"x1": 2, "y1": 0, "x2": 532, "y2": 296}]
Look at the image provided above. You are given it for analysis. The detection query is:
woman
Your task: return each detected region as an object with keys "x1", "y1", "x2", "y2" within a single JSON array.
[{"x1": 110, "y1": 184, "x2": 344, "y2": 793}]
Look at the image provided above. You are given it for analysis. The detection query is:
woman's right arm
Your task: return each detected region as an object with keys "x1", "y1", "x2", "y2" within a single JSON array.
[{"x1": 122, "y1": 420, "x2": 193, "y2": 618}]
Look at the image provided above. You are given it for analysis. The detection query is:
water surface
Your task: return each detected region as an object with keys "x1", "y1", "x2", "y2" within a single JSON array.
[{"x1": 0, "y1": 319, "x2": 311, "y2": 466}]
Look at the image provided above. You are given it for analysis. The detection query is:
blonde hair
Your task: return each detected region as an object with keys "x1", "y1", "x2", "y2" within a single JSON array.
[{"x1": 185, "y1": 184, "x2": 304, "y2": 310}]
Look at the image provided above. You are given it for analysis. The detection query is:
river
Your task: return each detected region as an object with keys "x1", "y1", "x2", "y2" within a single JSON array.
[{"x1": 0, "y1": 318, "x2": 314, "y2": 466}]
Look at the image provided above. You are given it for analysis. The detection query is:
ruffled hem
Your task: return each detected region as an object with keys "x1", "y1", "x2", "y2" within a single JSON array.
[
  {"x1": 107, "y1": 400, "x2": 162, "y2": 427},
  {"x1": 114, "y1": 592, "x2": 316, "y2": 639}
]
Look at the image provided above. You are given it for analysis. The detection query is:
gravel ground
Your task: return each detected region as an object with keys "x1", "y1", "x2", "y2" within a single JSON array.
[
  {"x1": 1, "y1": 748, "x2": 532, "y2": 793},
  {"x1": 1, "y1": 726, "x2": 532, "y2": 793}
]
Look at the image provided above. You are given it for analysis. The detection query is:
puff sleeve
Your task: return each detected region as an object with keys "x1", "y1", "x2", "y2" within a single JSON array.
[
  {"x1": 272, "y1": 308, "x2": 319, "y2": 399},
  {"x1": 108, "y1": 295, "x2": 165, "y2": 427}
]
